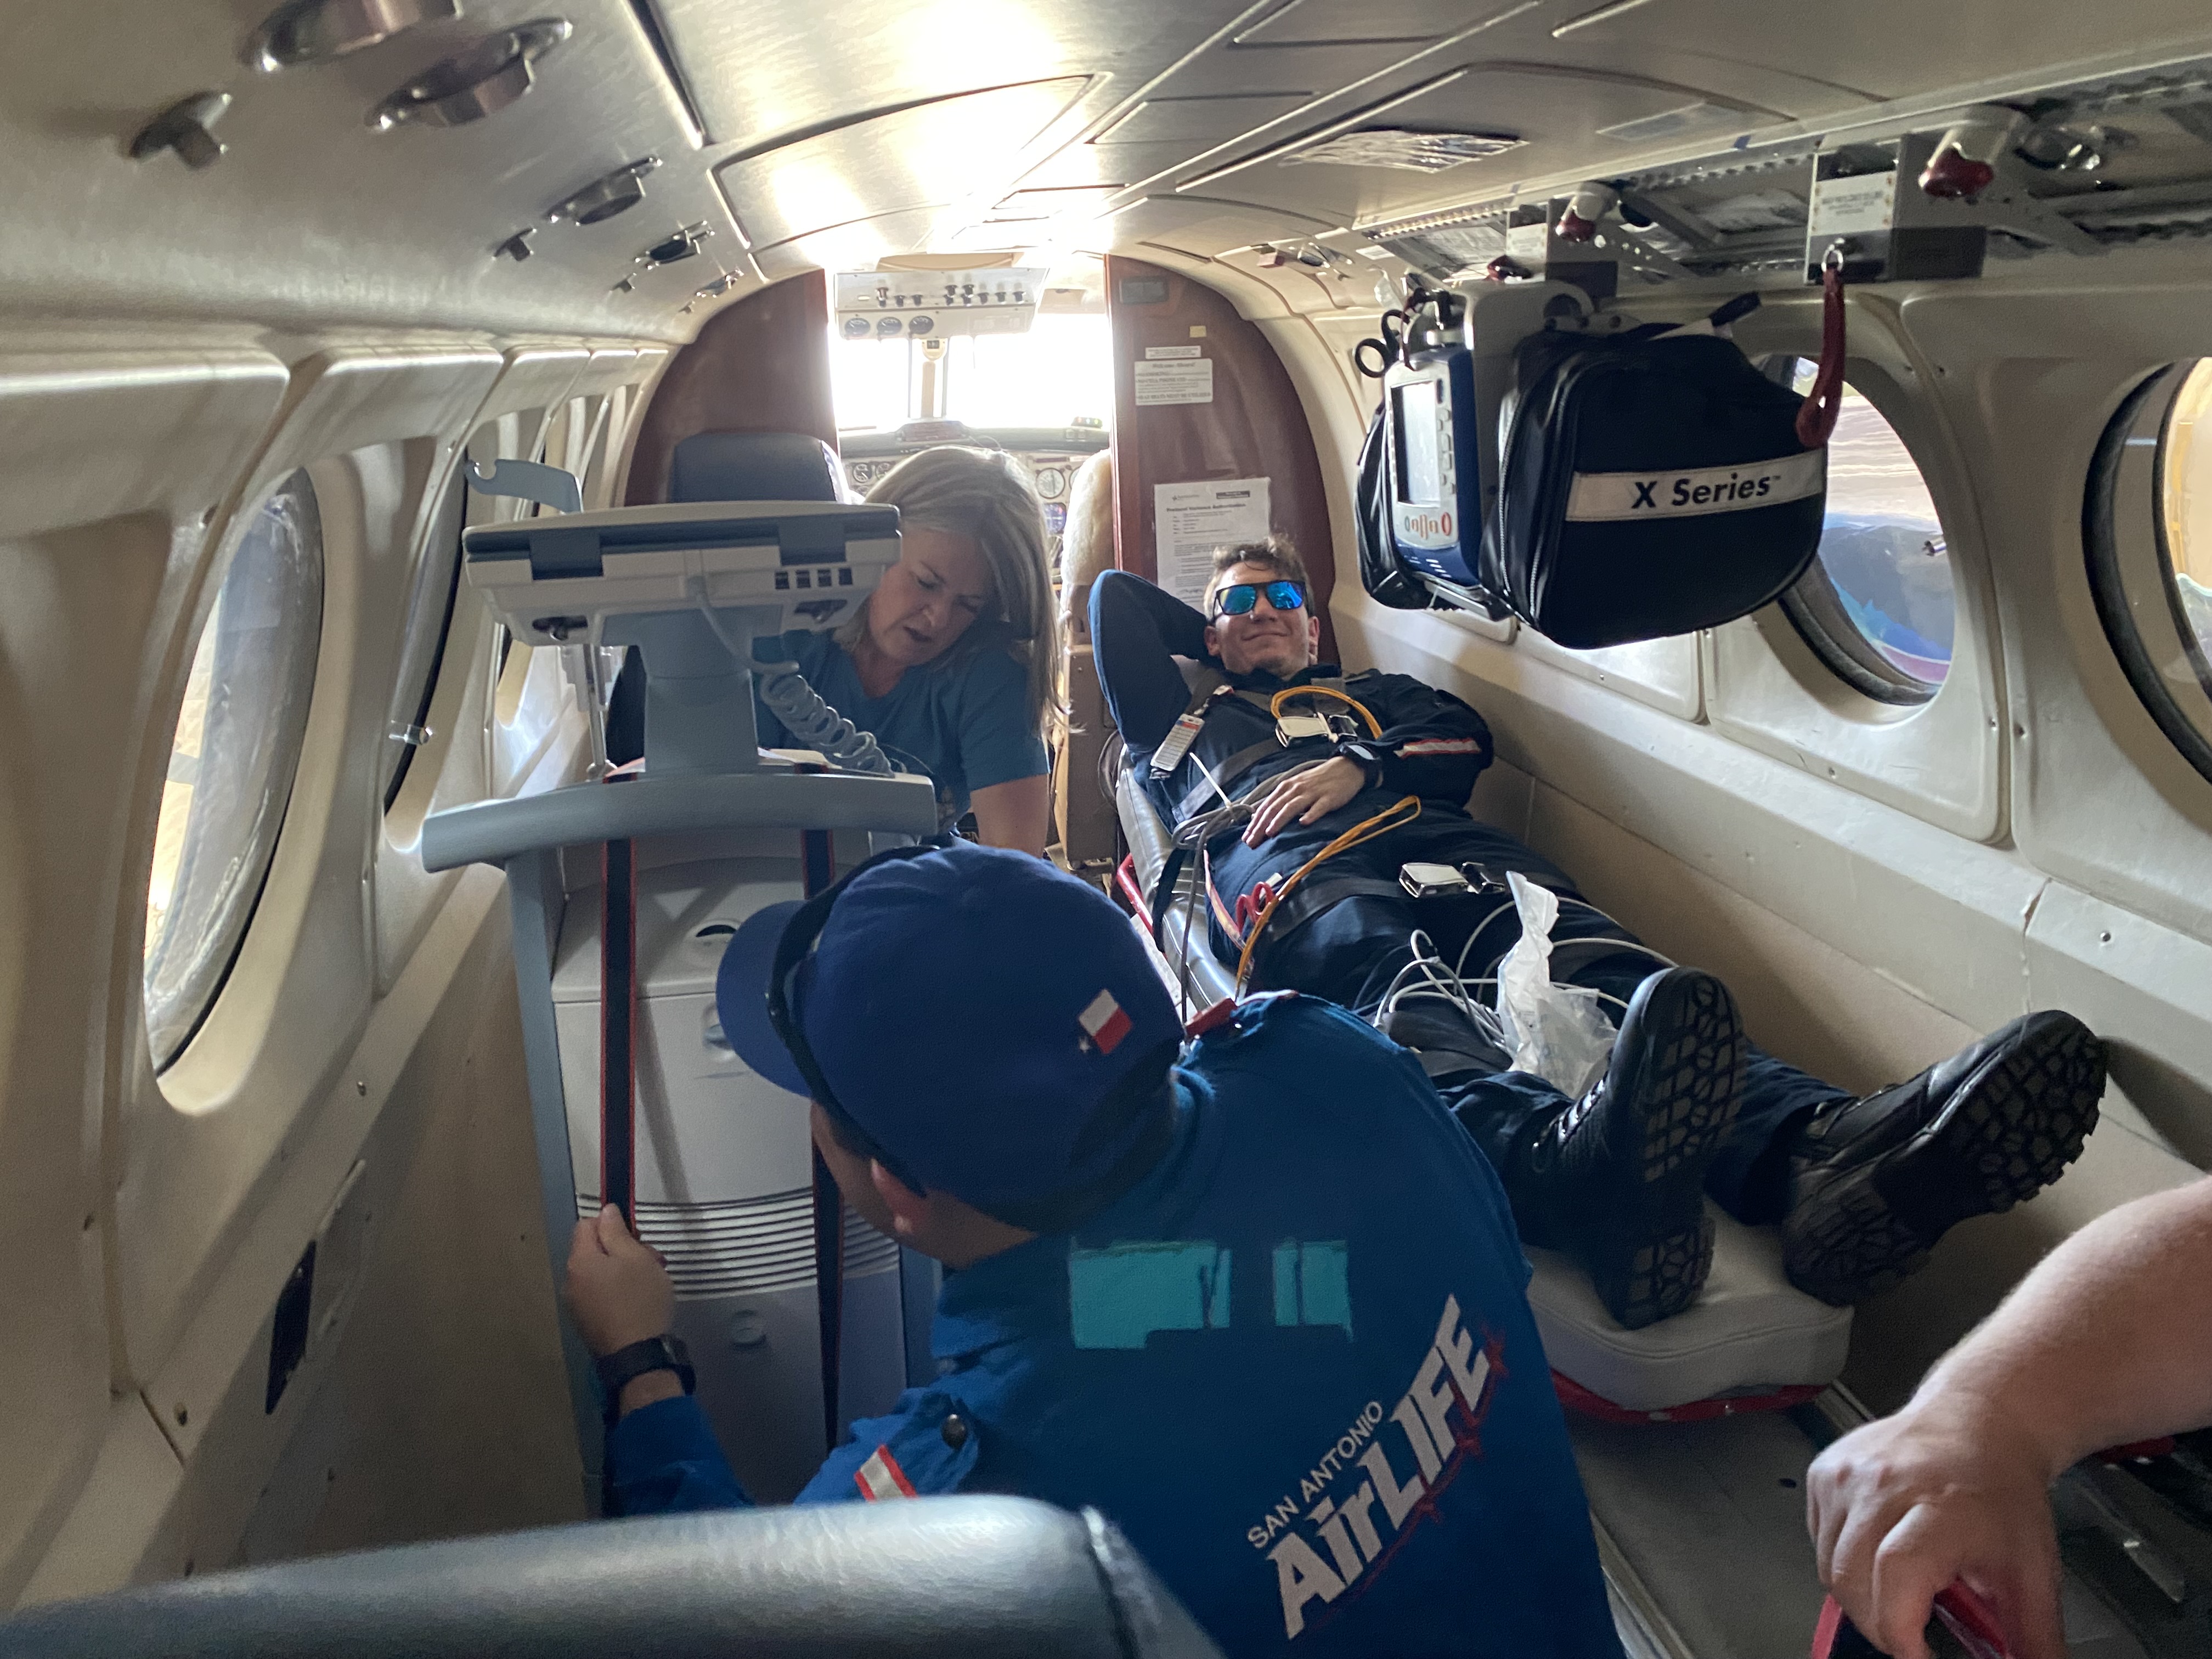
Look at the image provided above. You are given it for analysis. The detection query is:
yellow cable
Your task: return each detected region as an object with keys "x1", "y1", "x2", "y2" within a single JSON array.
[
  {"x1": 1268, "y1": 685, "x2": 1383, "y2": 739},
  {"x1": 1234, "y1": 794, "x2": 1421, "y2": 990}
]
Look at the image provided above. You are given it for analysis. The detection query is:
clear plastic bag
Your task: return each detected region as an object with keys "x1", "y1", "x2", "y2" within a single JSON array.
[{"x1": 1493, "y1": 872, "x2": 1617, "y2": 1098}]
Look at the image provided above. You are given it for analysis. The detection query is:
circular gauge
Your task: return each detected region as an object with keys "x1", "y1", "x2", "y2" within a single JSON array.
[
  {"x1": 842, "y1": 316, "x2": 871, "y2": 338},
  {"x1": 1035, "y1": 465, "x2": 1068, "y2": 500},
  {"x1": 907, "y1": 313, "x2": 934, "y2": 335},
  {"x1": 874, "y1": 315, "x2": 904, "y2": 337}
]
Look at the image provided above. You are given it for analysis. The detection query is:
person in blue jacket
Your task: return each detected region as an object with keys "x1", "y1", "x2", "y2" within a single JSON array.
[
  {"x1": 753, "y1": 445, "x2": 1057, "y2": 852},
  {"x1": 565, "y1": 840, "x2": 1628, "y2": 1658}
]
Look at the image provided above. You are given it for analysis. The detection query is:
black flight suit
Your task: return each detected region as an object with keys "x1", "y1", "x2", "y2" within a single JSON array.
[{"x1": 1088, "y1": 569, "x2": 1846, "y2": 1225}]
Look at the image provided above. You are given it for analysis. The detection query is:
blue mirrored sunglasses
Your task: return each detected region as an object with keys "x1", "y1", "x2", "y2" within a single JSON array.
[{"x1": 1212, "y1": 579, "x2": 1306, "y2": 618}]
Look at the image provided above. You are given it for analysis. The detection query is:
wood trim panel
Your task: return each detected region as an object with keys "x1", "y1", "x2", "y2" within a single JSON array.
[
  {"x1": 1104, "y1": 255, "x2": 1337, "y2": 659},
  {"x1": 624, "y1": 272, "x2": 836, "y2": 504}
]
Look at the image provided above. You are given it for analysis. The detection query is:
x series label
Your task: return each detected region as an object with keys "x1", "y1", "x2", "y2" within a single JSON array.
[{"x1": 1563, "y1": 448, "x2": 1825, "y2": 522}]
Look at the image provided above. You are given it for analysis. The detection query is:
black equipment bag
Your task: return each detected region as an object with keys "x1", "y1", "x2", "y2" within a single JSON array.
[
  {"x1": 1354, "y1": 405, "x2": 1430, "y2": 610},
  {"x1": 1482, "y1": 324, "x2": 1826, "y2": 650}
]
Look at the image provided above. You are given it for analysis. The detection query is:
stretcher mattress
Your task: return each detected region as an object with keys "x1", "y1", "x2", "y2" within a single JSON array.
[{"x1": 1114, "y1": 759, "x2": 1852, "y2": 1412}]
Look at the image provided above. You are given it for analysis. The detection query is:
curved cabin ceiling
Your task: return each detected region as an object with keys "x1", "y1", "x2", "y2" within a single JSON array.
[
  {"x1": 3, "y1": 0, "x2": 2209, "y2": 340},
  {"x1": 715, "y1": 76, "x2": 1096, "y2": 266}
]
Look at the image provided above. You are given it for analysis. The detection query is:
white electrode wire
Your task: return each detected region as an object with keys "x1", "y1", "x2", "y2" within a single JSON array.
[
  {"x1": 1446, "y1": 892, "x2": 1680, "y2": 987},
  {"x1": 1170, "y1": 758, "x2": 1330, "y2": 850},
  {"x1": 1453, "y1": 900, "x2": 1522, "y2": 983}
]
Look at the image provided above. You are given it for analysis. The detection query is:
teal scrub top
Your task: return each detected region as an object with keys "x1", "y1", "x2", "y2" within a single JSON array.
[{"x1": 754, "y1": 629, "x2": 1048, "y2": 827}]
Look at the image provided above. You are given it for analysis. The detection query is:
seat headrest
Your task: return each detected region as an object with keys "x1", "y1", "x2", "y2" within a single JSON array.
[
  {"x1": 0, "y1": 1496, "x2": 1223, "y2": 1659},
  {"x1": 669, "y1": 431, "x2": 847, "y2": 503}
]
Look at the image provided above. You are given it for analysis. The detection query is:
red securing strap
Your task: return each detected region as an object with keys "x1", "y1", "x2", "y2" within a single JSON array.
[
  {"x1": 1932, "y1": 1584, "x2": 2011, "y2": 1659},
  {"x1": 1113, "y1": 856, "x2": 1152, "y2": 931},
  {"x1": 1185, "y1": 998, "x2": 1237, "y2": 1037},
  {"x1": 1810, "y1": 1584, "x2": 2012, "y2": 1658},
  {"x1": 1551, "y1": 1369, "x2": 1825, "y2": 1425},
  {"x1": 2096, "y1": 1435, "x2": 2177, "y2": 1463},
  {"x1": 1795, "y1": 251, "x2": 1847, "y2": 449}
]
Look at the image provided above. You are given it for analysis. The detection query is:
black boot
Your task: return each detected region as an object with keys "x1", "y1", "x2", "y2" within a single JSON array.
[
  {"x1": 1782, "y1": 1011, "x2": 2105, "y2": 1306},
  {"x1": 1514, "y1": 968, "x2": 1744, "y2": 1331}
]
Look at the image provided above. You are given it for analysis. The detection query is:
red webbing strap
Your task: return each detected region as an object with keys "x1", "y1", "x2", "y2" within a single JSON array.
[
  {"x1": 1795, "y1": 252, "x2": 1848, "y2": 449},
  {"x1": 1810, "y1": 1587, "x2": 2011, "y2": 1659},
  {"x1": 800, "y1": 817, "x2": 843, "y2": 1453},
  {"x1": 598, "y1": 777, "x2": 641, "y2": 1227}
]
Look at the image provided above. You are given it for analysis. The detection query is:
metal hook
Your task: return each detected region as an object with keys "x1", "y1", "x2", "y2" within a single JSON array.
[{"x1": 463, "y1": 456, "x2": 581, "y2": 513}]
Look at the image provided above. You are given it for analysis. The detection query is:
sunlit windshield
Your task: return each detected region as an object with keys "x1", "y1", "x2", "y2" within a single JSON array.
[{"x1": 831, "y1": 313, "x2": 1113, "y2": 433}]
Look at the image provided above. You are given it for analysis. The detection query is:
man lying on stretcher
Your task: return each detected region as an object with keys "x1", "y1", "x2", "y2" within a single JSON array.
[{"x1": 1091, "y1": 542, "x2": 2108, "y2": 1330}]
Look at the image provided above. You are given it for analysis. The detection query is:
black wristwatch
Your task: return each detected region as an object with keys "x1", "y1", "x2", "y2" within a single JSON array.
[
  {"x1": 597, "y1": 1334, "x2": 696, "y2": 1410},
  {"x1": 1334, "y1": 740, "x2": 1385, "y2": 789}
]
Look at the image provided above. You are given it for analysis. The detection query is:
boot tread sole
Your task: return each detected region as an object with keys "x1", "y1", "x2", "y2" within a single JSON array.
[{"x1": 1784, "y1": 1020, "x2": 2103, "y2": 1306}]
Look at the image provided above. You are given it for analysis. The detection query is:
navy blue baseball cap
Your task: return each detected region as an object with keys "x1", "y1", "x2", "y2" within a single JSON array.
[{"x1": 715, "y1": 842, "x2": 1183, "y2": 1220}]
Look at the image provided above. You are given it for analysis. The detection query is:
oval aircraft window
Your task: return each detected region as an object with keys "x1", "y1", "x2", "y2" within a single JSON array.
[
  {"x1": 143, "y1": 471, "x2": 325, "y2": 1070},
  {"x1": 1769, "y1": 360, "x2": 1956, "y2": 706},
  {"x1": 2089, "y1": 360, "x2": 2212, "y2": 784}
]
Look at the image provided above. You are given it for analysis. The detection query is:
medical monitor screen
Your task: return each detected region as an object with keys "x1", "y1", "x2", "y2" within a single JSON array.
[{"x1": 1394, "y1": 378, "x2": 1444, "y2": 505}]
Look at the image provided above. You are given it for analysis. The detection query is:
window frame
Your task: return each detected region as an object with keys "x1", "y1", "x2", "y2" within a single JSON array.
[
  {"x1": 143, "y1": 468, "x2": 327, "y2": 1071},
  {"x1": 2085, "y1": 363, "x2": 2212, "y2": 787},
  {"x1": 1762, "y1": 357, "x2": 1953, "y2": 708},
  {"x1": 379, "y1": 473, "x2": 467, "y2": 812}
]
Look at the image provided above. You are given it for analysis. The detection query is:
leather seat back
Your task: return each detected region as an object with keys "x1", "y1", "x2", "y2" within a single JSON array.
[
  {"x1": 0, "y1": 1497, "x2": 1223, "y2": 1659},
  {"x1": 668, "y1": 431, "x2": 845, "y2": 503}
]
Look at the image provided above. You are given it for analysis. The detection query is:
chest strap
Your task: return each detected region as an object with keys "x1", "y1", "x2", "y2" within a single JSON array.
[{"x1": 1154, "y1": 670, "x2": 1354, "y2": 804}]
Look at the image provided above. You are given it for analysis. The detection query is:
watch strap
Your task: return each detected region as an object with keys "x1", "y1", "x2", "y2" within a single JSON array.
[
  {"x1": 1334, "y1": 740, "x2": 1385, "y2": 789},
  {"x1": 597, "y1": 1334, "x2": 695, "y2": 1409}
]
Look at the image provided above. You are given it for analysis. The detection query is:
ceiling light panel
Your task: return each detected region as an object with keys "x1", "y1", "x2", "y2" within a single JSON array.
[
  {"x1": 1170, "y1": 64, "x2": 1769, "y2": 223},
  {"x1": 714, "y1": 77, "x2": 1092, "y2": 251},
  {"x1": 1094, "y1": 93, "x2": 1320, "y2": 145},
  {"x1": 649, "y1": 0, "x2": 1233, "y2": 155},
  {"x1": 1232, "y1": 0, "x2": 1493, "y2": 47}
]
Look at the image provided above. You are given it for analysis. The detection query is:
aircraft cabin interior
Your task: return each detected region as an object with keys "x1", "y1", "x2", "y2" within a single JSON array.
[{"x1": 5, "y1": 1, "x2": 2212, "y2": 1656}]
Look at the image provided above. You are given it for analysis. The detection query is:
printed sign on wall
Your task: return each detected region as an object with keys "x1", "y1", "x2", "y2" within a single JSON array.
[{"x1": 1154, "y1": 477, "x2": 1272, "y2": 607}]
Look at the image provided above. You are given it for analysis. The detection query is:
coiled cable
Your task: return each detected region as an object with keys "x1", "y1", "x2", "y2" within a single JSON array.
[
  {"x1": 754, "y1": 660, "x2": 893, "y2": 776},
  {"x1": 691, "y1": 593, "x2": 895, "y2": 778}
]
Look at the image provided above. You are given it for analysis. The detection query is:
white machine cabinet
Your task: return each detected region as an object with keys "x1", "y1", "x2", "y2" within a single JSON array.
[{"x1": 550, "y1": 849, "x2": 905, "y2": 1502}]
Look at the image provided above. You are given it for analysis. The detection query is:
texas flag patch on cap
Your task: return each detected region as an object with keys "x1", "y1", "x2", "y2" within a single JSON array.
[
  {"x1": 854, "y1": 1444, "x2": 917, "y2": 1502},
  {"x1": 1077, "y1": 989, "x2": 1132, "y2": 1055}
]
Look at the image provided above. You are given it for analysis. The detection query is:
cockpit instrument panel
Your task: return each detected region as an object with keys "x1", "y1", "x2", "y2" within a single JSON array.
[{"x1": 834, "y1": 267, "x2": 1052, "y2": 340}]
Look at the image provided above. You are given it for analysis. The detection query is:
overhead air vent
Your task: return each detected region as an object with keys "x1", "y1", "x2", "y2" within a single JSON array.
[
  {"x1": 247, "y1": 0, "x2": 458, "y2": 71},
  {"x1": 1280, "y1": 128, "x2": 1523, "y2": 173},
  {"x1": 366, "y1": 19, "x2": 569, "y2": 131}
]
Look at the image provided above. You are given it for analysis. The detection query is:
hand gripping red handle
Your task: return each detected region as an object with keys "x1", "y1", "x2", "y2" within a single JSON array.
[{"x1": 1812, "y1": 1583, "x2": 2010, "y2": 1659}]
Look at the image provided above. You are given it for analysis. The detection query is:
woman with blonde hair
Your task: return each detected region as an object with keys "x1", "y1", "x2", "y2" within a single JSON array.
[{"x1": 754, "y1": 445, "x2": 1058, "y2": 854}]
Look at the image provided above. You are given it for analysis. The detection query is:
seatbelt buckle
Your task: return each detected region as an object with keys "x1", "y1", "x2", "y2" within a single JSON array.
[
  {"x1": 1401, "y1": 861, "x2": 1473, "y2": 899},
  {"x1": 1150, "y1": 709, "x2": 1207, "y2": 774},
  {"x1": 1276, "y1": 712, "x2": 1330, "y2": 744},
  {"x1": 1458, "y1": 862, "x2": 1512, "y2": 896}
]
